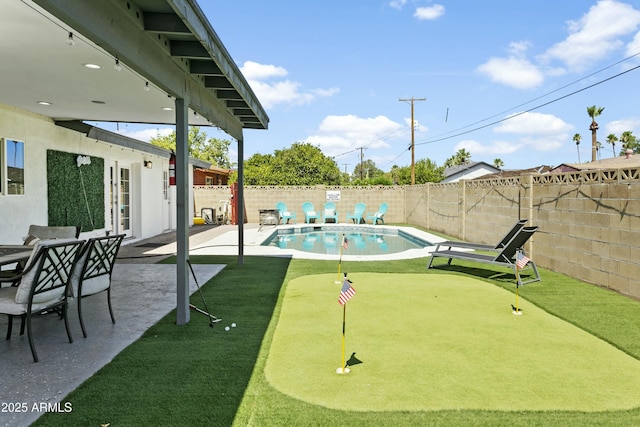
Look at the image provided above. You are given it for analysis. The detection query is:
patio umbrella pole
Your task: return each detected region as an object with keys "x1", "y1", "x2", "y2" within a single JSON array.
[{"x1": 187, "y1": 259, "x2": 221, "y2": 327}]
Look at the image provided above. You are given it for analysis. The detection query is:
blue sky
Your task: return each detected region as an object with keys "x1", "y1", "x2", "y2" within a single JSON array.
[{"x1": 107, "y1": 0, "x2": 640, "y2": 173}]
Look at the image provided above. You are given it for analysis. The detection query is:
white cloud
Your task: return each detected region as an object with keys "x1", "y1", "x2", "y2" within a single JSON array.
[
  {"x1": 626, "y1": 31, "x2": 640, "y2": 60},
  {"x1": 414, "y1": 4, "x2": 445, "y2": 20},
  {"x1": 240, "y1": 61, "x2": 339, "y2": 109},
  {"x1": 476, "y1": 56, "x2": 544, "y2": 89},
  {"x1": 494, "y1": 112, "x2": 573, "y2": 135},
  {"x1": 240, "y1": 61, "x2": 288, "y2": 80},
  {"x1": 491, "y1": 112, "x2": 573, "y2": 151},
  {"x1": 121, "y1": 127, "x2": 173, "y2": 142},
  {"x1": 305, "y1": 115, "x2": 403, "y2": 157},
  {"x1": 542, "y1": 0, "x2": 640, "y2": 72},
  {"x1": 389, "y1": 0, "x2": 407, "y2": 10},
  {"x1": 454, "y1": 139, "x2": 520, "y2": 156},
  {"x1": 606, "y1": 117, "x2": 640, "y2": 134}
]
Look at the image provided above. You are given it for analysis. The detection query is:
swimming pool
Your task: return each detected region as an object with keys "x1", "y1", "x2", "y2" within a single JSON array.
[{"x1": 261, "y1": 225, "x2": 433, "y2": 256}]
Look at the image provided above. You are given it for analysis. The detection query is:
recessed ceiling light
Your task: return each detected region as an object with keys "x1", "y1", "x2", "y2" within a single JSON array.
[
  {"x1": 83, "y1": 63, "x2": 102, "y2": 69},
  {"x1": 37, "y1": 101, "x2": 52, "y2": 106},
  {"x1": 161, "y1": 107, "x2": 174, "y2": 111}
]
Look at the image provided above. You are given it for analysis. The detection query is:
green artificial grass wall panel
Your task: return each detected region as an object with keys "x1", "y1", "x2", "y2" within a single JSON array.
[
  {"x1": 266, "y1": 272, "x2": 640, "y2": 412},
  {"x1": 47, "y1": 150, "x2": 105, "y2": 232}
]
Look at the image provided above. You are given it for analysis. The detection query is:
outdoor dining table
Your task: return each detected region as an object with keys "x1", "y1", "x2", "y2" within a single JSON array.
[{"x1": 0, "y1": 245, "x2": 32, "y2": 268}]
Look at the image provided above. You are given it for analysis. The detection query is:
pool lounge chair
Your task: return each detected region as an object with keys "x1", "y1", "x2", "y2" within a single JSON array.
[
  {"x1": 346, "y1": 203, "x2": 366, "y2": 224},
  {"x1": 302, "y1": 202, "x2": 320, "y2": 224},
  {"x1": 276, "y1": 202, "x2": 296, "y2": 224},
  {"x1": 427, "y1": 226, "x2": 541, "y2": 287},
  {"x1": 435, "y1": 219, "x2": 527, "y2": 251},
  {"x1": 366, "y1": 203, "x2": 388, "y2": 225},
  {"x1": 322, "y1": 202, "x2": 339, "y2": 223}
]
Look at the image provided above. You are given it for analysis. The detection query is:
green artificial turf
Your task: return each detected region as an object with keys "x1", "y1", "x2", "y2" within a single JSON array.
[
  {"x1": 266, "y1": 273, "x2": 640, "y2": 412},
  {"x1": 34, "y1": 254, "x2": 640, "y2": 427}
]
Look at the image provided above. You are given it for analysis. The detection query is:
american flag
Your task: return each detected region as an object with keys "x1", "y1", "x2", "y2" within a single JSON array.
[
  {"x1": 342, "y1": 236, "x2": 349, "y2": 250},
  {"x1": 338, "y1": 278, "x2": 356, "y2": 305},
  {"x1": 516, "y1": 251, "x2": 530, "y2": 269}
]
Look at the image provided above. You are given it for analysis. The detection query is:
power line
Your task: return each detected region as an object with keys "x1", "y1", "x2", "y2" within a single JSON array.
[{"x1": 415, "y1": 62, "x2": 640, "y2": 147}]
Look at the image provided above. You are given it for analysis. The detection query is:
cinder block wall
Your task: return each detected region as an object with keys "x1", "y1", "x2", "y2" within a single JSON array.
[{"x1": 192, "y1": 168, "x2": 640, "y2": 299}]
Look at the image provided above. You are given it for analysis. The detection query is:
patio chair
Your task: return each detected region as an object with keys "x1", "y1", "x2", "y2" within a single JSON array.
[
  {"x1": 0, "y1": 239, "x2": 84, "y2": 362},
  {"x1": 435, "y1": 219, "x2": 527, "y2": 251},
  {"x1": 302, "y1": 202, "x2": 320, "y2": 224},
  {"x1": 1, "y1": 225, "x2": 81, "y2": 281},
  {"x1": 322, "y1": 202, "x2": 339, "y2": 223},
  {"x1": 69, "y1": 234, "x2": 125, "y2": 338},
  {"x1": 275, "y1": 202, "x2": 296, "y2": 224},
  {"x1": 346, "y1": 203, "x2": 366, "y2": 224},
  {"x1": 366, "y1": 203, "x2": 388, "y2": 225},
  {"x1": 427, "y1": 226, "x2": 541, "y2": 287}
]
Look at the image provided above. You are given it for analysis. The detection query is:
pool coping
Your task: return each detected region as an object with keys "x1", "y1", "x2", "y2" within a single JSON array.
[{"x1": 188, "y1": 224, "x2": 446, "y2": 261}]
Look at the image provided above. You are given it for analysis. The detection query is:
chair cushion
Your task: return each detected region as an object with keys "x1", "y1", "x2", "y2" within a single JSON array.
[
  {"x1": 282, "y1": 211, "x2": 291, "y2": 216},
  {"x1": 324, "y1": 209, "x2": 335, "y2": 216},
  {"x1": 23, "y1": 234, "x2": 40, "y2": 245},
  {"x1": 27, "y1": 225, "x2": 78, "y2": 239},
  {"x1": 77, "y1": 275, "x2": 110, "y2": 296},
  {"x1": 0, "y1": 287, "x2": 62, "y2": 315},
  {"x1": 308, "y1": 211, "x2": 316, "y2": 216}
]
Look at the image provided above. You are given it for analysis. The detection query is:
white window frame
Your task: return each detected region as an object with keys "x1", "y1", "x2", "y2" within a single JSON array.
[{"x1": 1, "y1": 137, "x2": 26, "y2": 196}]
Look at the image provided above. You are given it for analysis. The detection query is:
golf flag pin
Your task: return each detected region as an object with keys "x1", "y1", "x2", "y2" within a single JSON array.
[{"x1": 337, "y1": 273, "x2": 356, "y2": 374}]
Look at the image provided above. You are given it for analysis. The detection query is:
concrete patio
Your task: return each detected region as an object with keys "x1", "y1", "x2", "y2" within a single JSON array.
[{"x1": 0, "y1": 224, "x2": 231, "y2": 427}]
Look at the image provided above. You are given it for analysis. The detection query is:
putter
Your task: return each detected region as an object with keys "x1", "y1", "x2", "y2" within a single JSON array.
[{"x1": 187, "y1": 259, "x2": 221, "y2": 327}]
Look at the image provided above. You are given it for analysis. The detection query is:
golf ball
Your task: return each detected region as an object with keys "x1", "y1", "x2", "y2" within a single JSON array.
[
  {"x1": 231, "y1": 323, "x2": 236, "y2": 328},
  {"x1": 225, "y1": 326, "x2": 230, "y2": 331}
]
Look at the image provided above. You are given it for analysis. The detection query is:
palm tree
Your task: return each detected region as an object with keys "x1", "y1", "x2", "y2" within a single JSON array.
[
  {"x1": 587, "y1": 105, "x2": 604, "y2": 162},
  {"x1": 573, "y1": 133, "x2": 581, "y2": 163},
  {"x1": 606, "y1": 133, "x2": 618, "y2": 157},
  {"x1": 493, "y1": 158, "x2": 504, "y2": 169}
]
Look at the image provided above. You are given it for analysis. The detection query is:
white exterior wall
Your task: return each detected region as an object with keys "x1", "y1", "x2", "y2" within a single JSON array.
[{"x1": 0, "y1": 104, "x2": 187, "y2": 244}]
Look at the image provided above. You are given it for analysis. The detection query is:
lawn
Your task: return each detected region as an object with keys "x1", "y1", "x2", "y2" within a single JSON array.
[{"x1": 35, "y1": 254, "x2": 640, "y2": 426}]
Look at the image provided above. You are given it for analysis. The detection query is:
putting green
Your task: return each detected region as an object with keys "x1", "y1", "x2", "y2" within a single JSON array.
[{"x1": 265, "y1": 273, "x2": 640, "y2": 412}]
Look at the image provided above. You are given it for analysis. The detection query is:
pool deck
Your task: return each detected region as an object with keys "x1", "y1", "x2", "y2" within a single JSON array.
[{"x1": 182, "y1": 223, "x2": 445, "y2": 261}]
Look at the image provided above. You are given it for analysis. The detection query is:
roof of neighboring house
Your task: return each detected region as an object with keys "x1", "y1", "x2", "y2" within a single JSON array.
[
  {"x1": 551, "y1": 153, "x2": 640, "y2": 172},
  {"x1": 444, "y1": 161, "x2": 501, "y2": 181},
  {"x1": 474, "y1": 165, "x2": 553, "y2": 179}
]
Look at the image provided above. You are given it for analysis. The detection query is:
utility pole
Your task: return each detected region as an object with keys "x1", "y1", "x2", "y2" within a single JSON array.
[
  {"x1": 342, "y1": 163, "x2": 349, "y2": 174},
  {"x1": 359, "y1": 147, "x2": 366, "y2": 181},
  {"x1": 399, "y1": 97, "x2": 426, "y2": 184}
]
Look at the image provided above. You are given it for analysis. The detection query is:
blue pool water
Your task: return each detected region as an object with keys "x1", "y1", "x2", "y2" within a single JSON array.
[{"x1": 261, "y1": 226, "x2": 431, "y2": 256}]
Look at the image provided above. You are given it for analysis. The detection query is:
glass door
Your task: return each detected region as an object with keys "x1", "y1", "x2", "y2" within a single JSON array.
[{"x1": 110, "y1": 162, "x2": 132, "y2": 237}]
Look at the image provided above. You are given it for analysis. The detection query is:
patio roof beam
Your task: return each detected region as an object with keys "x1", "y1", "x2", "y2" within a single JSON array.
[{"x1": 32, "y1": 0, "x2": 258, "y2": 140}]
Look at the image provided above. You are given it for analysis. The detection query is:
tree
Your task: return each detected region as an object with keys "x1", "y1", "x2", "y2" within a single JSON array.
[
  {"x1": 606, "y1": 133, "x2": 618, "y2": 157},
  {"x1": 352, "y1": 159, "x2": 384, "y2": 182},
  {"x1": 587, "y1": 105, "x2": 604, "y2": 162},
  {"x1": 573, "y1": 133, "x2": 581, "y2": 163},
  {"x1": 149, "y1": 127, "x2": 233, "y2": 168},
  {"x1": 392, "y1": 159, "x2": 444, "y2": 184},
  {"x1": 620, "y1": 131, "x2": 639, "y2": 154},
  {"x1": 243, "y1": 142, "x2": 342, "y2": 185},
  {"x1": 493, "y1": 158, "x2": 504, "y2": 169},
  {"x1": 444, "y1": 148, "x2": 472, "y2": 168}
]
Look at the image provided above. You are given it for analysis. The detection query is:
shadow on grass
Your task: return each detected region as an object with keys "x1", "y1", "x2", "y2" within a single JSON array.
[{"x1": 35, "y1": 255, "x2": 291, "y2": 427}]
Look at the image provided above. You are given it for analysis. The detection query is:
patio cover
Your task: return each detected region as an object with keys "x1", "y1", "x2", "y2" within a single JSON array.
[{"x1": 0, "y1": 0, "x2": 268, "y2": 324}]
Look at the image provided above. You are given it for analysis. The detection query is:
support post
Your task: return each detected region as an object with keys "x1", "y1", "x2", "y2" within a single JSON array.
[
  {"x1": 175, "y1": 97, "x2": 190, "y2": 325},
  {"x1": 237, "y1": 134, "x2": 245, "y2": 265}
]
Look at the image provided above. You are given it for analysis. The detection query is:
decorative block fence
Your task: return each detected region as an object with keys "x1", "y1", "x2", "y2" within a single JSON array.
[{"x1": 194, "y1": 166, "x2": 640, "y2": 299}]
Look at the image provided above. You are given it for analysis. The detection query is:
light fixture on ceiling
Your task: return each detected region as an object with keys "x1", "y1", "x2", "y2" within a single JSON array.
[
  {"x1": 37, "y1": 101, "x2": 52, "y2": 106},
  {"x1": 91, "y1": 100, "x2": 106, "y2": 104},
  {"x1": 161, "y1": 107, "x2": 173, "y2": 111},
  {"x1": 83, "y1": 63, "x2": 102, "y2": 70},
  {"x1": 114, "y1": 57, "x2": 122, "y2": 71},
  {"x1": 66, "y1": 32, "x2": 75, "y2": 46},
  {"x1": 144, "y1": 81, "x2": 150, "y2": 92}
]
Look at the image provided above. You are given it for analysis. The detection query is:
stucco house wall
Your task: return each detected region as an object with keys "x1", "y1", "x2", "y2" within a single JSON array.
[{"x1": 0, "y1": 104, "x2": 193, "y2": 244}]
